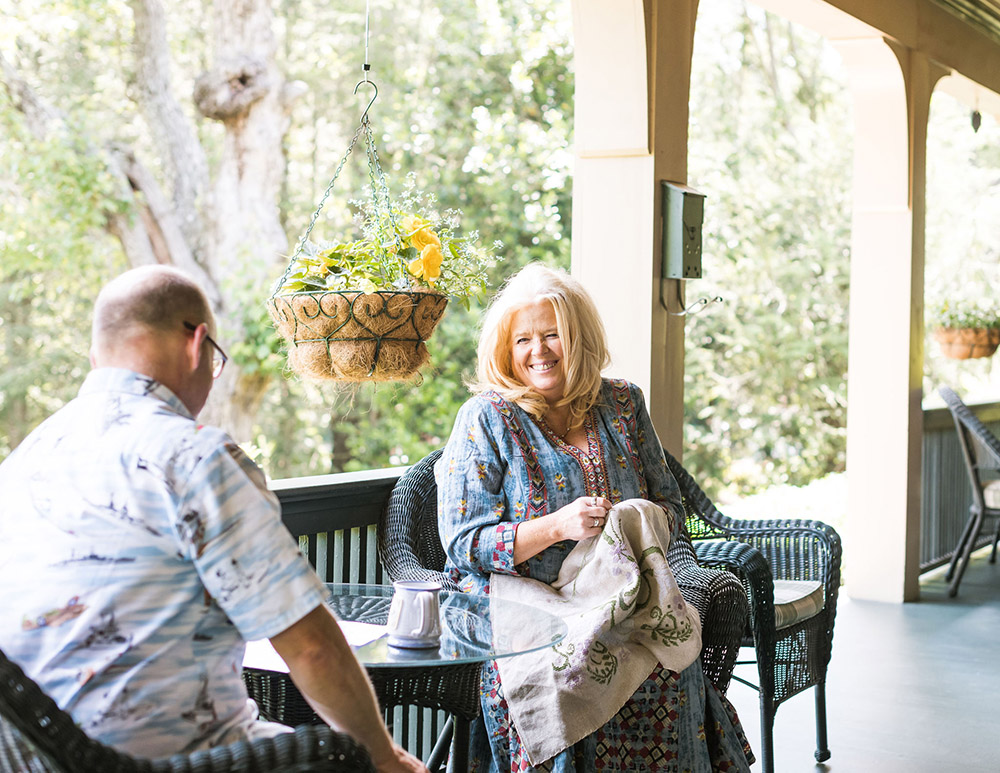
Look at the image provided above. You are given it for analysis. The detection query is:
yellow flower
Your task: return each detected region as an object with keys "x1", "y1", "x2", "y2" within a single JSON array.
[
  {"x1": 399, "y1": 214, "x2": 426, "y2": 233},
  {"x1": 400, "y1": 213, "x2": 441, "y2": 252},
  {"x1": 407, "y1": 243, "x2": 444, "y2": 284},
  {"x1": 410, "y1": 226, "x2": 441, "y2": 252}
]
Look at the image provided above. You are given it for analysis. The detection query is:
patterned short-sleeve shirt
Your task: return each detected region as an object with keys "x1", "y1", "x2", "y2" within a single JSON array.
[{"x1": 0, "y1": 368, "x2": 327, "y2": 757}]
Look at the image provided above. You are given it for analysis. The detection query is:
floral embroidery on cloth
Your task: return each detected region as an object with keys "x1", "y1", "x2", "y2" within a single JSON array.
[{"x1": 491, "y1": 499, "x2": 702, "y2": 766}]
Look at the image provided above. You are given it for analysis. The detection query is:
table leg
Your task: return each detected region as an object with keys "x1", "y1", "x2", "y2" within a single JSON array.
[
  {"x1": 426, "y1": 716, "x2": 453, "y2": 772},
  {"x1": 452, "y1": 717, "x2": 470, "y2": 773},
  {"x1": 425, "y1": 715, "x2": 469, "y2": 773}
]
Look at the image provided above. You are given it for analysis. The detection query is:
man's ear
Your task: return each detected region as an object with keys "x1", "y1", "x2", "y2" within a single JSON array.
[{"x1": 185, "y1": 323, "x2": 207, "y2": 372}]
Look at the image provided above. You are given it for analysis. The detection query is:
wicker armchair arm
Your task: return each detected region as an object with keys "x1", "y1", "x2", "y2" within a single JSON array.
[
  {"x1": 154, "y1": 726, "x2": 375, "y2": 773},
  {"x1": 665, "y1": 533, "x2": 748, "y2": 692},
  {"x1": 704, "y1": 516, "x2": 841, "y2": 577},
  {"x1": 694, "y1": 539, "x2": 777, "y2": 647}
]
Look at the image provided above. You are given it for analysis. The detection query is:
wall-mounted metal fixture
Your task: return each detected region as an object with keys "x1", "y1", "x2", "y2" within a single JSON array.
[{"x1": 661, "y1": 180, "x2": 705, "y2": 280}]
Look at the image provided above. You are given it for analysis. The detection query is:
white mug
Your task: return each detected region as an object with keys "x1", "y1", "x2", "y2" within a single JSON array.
[{"x1": 386, "y1": 580, "x2": 442, "y2": 649}]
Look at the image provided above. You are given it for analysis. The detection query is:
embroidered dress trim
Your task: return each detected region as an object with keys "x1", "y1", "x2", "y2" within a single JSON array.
[
  {"x1": 609, "y1": 380, "x2": 648, "y2": 500},
  {"x1": 537, "y1": 410, "x2": 611, "y2": 500},
  {"x1": 483, "y1": 392, "x2": 548, "y2": 519}
]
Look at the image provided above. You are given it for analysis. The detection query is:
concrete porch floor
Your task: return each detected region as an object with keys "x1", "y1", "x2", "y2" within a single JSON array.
[{"x1": 726, "y1": 546, "x2": 1000, "y2": 772}]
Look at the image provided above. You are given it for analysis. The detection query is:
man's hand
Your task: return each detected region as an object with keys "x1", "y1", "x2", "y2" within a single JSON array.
[
  {"x1": 269, "y1": 604, "x2": 428, "y2": 773},
  {"x1": 373, "y1": 742, "x2": 428, "y2": 773}
]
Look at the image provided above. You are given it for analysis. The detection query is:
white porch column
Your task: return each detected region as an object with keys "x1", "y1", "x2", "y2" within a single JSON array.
[
  {"x1": 835, "y1": 39, "x2": 945, "y2": 601},
  {"x1": 570, "y1": 0, "x2": 698, "y2": 455}
]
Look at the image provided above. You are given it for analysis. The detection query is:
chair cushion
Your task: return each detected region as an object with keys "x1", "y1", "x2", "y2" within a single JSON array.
[
  {"x1": 773, "y1": 579, "x2": 825, "y2": 629},
  {"x1": 983, "y1": 480, "x2": 1000, "y2": 509}
]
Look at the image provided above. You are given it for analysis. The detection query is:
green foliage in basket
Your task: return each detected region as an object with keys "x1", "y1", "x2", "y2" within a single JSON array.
[
  {"x1": 277, "y1": 178, "x2": 499, "y2": 308},
  {"x1": 928, "y1": 299, "x2": 1000, "y2": 330}
]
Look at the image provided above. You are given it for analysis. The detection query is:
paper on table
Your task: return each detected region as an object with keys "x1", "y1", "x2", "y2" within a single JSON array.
[
  {"x1": 339, "y1": 620, "x2": 387, "y2": 647},
  {"x1": 243, "y1": 621, "x2": 387, "y2": 673}
]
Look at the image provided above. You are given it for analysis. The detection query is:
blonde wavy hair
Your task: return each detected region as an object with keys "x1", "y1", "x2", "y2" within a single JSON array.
[{"x1": 471, "y1": 263, "x2": 610, "y2": 429}]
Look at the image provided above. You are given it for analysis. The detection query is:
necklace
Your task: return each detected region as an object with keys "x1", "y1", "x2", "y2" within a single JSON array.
[{"x1": 542, "y1": 415, "x2": 569, "y2": 439}]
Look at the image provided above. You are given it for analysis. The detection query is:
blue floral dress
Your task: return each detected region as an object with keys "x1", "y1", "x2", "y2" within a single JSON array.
[{"x1": 435, "y1": 379, "x2": 754, "y2": 772}]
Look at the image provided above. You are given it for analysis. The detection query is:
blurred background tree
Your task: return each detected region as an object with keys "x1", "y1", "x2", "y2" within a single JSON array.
[{"x1": 923, "y1": 90, "x2": 1000, "y2": 402}]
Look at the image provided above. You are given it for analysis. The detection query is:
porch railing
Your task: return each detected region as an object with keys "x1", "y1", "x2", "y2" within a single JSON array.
[{"x1": 921, "y1": 398, "x2": 1000, "y2": 572}]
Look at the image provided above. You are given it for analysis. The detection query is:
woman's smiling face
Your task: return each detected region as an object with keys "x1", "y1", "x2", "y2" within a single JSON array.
[{"x1": 509, "y1": 299, "x2": 565, "y2": 405}]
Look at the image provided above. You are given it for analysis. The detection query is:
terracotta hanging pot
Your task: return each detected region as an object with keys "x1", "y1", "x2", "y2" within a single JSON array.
[{"x1": 932, "y1": 327, "x2": 1000, "y2": 360}]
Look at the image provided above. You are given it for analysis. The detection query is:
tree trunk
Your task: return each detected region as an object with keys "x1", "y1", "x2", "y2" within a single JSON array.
[{"x1": 2, "y1": 0, "x2": 306, "y2": 443}]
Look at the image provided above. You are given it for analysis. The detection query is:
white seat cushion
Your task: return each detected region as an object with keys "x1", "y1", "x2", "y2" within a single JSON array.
[
  {"x1": 983, "y1": 480, "x2": 1000, "y2": 509},
  {"x1": 773, "y1": 579, "x2": 825, "y2": 630}
]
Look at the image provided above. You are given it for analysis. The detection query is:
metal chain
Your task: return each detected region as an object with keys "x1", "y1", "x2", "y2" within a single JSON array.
[
  {"x1": 272, "y1": 121, "x2": 368, "y2": 295},
  {"x1": 362, "y1": 118, "x2": 405, "y2": 273},
  {"x1": 273, "y1": 0, "x2": 408, "y2": 295}
]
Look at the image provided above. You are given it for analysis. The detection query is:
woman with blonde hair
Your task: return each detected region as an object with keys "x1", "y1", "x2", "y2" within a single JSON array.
[{"x1": 436, "y1": 263, "x2": 753, "y2": 771}]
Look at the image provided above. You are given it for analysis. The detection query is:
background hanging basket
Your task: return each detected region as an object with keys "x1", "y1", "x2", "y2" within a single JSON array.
[
  {"x1": 933, "y1": 327, "x2": 1000, "y2": 360},
  {"x1": 268, "y1": 289, "x2": 448, "y2": 381}
]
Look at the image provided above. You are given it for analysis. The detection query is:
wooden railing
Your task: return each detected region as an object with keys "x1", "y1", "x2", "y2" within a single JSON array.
[{"x1": 921, "y1": 398, "x2": 1000, "y2": 572}]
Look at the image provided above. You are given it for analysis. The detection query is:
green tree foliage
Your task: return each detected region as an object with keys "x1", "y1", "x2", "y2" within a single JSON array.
[
  {"x1": 685, "y1": 2, "x2": 853, "y2": 500},
  {"x1": 1, "y1": 0, "x2": 572, "y2": 475},
  {"x1": 0, "y1": 82, "x2": 129, "y2": 457}
]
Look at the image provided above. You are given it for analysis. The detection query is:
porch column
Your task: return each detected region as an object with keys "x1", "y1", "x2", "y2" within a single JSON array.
[
  {"x1": 835, "y1": 39, "x2": 945, "y2": 601},
  {"x1": 570, "y1": 0, "x2": 698, "y2": 456}
]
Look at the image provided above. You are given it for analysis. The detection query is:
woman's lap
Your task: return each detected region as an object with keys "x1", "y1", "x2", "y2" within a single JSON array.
[{"x1": 469, "y1": 660, "x2": 753, "y2": 773}]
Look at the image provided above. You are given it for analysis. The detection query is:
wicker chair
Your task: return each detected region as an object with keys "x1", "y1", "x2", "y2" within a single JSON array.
[
  {"x1": 378, "y1": 449, "x2": 750, "y2": 693},
  {"x1": 0, "y1": 648, "x2": 374, "y2": 773},
  {"x1": 939, "y1": 386, "x2": 1000, "y2": 597},
  {"x1": 664, "y1": 450, "x2": 842, "y2": 773}
]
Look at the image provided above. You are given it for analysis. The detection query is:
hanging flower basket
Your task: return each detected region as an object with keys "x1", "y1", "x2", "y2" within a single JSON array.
[
  {"x1": 932, "y1": 327, "x2": 1000, "y2": 360},
  {"x1": 269, "y1": 79, "x2": 496, "y2": 382},
  {"x1": 267, "y1": 289, "x2": 448, "y2": 381}
]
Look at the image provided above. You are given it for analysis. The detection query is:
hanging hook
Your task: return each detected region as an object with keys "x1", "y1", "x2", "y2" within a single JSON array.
[
  {"x1": 354, "y1": 78, "x2": 378, "y2": 123},
  {"x1": 668, "y1": 289, "x2": 724, "y2": 316}
]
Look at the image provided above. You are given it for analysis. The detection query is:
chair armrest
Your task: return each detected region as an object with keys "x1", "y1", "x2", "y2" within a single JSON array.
[
  {"x1": 694, "y1": 539, "x2": 777, "y2": 652},
  {"x1": 156, "y1": 725, "x2": 375, "y2": 772},
  {"x1": 667, "y1": 534, "x2": 748, "y2": 692},
  {"x1": 701, "y1": 517, "x2": 842, "y2": 584}
]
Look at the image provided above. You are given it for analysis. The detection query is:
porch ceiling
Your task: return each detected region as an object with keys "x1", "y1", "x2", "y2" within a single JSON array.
[{"x1": 933, "y1": 0, "x2": 1000, "y2": 42}]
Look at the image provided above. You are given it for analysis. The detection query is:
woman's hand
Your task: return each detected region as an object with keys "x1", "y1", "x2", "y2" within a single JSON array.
[
  {"x1": 550, "y1": 495, "x2": 613, "y2": 541},
  {"x1": 512, "y1": 495, "x2": 611, "y2": 563}
]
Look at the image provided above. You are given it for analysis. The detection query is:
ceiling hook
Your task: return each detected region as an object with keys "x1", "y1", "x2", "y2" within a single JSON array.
[{"x1": 354, "y1": 78, "x2": 378, "y2": 123}]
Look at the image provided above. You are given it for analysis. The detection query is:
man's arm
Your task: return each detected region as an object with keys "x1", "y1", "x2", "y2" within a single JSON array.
[{"x1": 269, "y1": 604, "x2": 427, "y2": 773}]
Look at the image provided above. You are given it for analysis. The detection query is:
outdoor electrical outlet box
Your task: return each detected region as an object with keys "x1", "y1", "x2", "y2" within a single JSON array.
[{"x1": 661, "y1": 181, "x2": 705, "y2": 279}]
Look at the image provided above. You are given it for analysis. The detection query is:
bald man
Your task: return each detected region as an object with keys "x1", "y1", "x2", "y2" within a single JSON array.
[{"x1": 0, "y1": 266, "x2": 425, "y2": 772}]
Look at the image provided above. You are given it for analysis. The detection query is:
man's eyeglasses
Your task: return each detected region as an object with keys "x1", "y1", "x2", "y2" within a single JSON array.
[{"x1": 183, "y1": 321, "x2": 228, "y2": 379}]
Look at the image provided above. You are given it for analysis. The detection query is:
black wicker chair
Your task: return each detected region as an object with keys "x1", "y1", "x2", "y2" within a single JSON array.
[
  {"x1": 378, "y1": 449, "x2": 750, "y2": 694},
  {"x1": 0, "y1": 647, "x2": 374, "y2": 773},
  {"x1": 665, "y1": 450, "x2": 842, "y2": 773},
  {"x1": 939, "y1": 386, "x2": 1000, "y2": 597}
]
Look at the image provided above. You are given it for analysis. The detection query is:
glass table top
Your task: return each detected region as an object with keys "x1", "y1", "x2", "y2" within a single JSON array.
[
  {"x1": 242, "y1": 582, "x2": 568, "y2": 674},
  {"x1": 324, "y1": 583, "x2": 568, "y2": 668}
]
